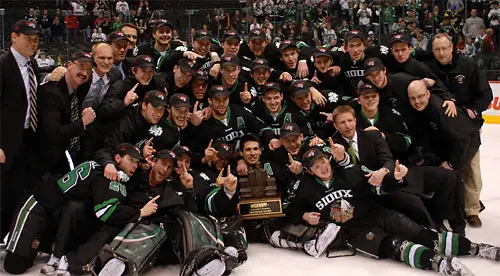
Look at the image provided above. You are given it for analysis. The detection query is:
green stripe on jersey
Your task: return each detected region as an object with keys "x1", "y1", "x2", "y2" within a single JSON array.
[{"x1": 7, "y1": 196, "x2": 38, "y2": 252}]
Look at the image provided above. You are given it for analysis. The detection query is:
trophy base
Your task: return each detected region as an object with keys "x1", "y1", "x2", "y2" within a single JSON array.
[{"x1": 237, "y1": 196, "x2": 285, "y2": 220}]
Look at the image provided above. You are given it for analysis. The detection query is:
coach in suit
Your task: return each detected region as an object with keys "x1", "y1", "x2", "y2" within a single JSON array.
[
  {"x1": 38, "y1": 52, "x2": 97, "y2": 174},
  {"x1": 0, "y1": 20, "x2": 55, "y2": 238}
]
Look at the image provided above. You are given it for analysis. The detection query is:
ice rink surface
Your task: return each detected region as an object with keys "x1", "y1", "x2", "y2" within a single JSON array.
[{"x1": 17, "y1": 124, "x2": 500, "y2": 276}]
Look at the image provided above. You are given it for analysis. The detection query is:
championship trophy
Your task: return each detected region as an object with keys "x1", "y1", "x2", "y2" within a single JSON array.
[{"x1": 237, "y1": 168, "x2": 285, "y2": 220}]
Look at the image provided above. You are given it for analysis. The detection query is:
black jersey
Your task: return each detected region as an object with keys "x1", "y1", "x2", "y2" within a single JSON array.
[{"x1": 253, "y1": 101, "x2": 313, "y2": 137}]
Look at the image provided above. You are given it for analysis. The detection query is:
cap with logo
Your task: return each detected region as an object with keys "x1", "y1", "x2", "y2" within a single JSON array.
[
  {"x1": 193, "y1": 69, "x2": 209, "y2": 82},
  {"x1": 290, "y1": 80, "x2": 310, "y2": 98},
  {"x1": 279, "y1": 40, "x2": 298, "y2": 53},
  {"x1": 155, "y1": 149, "x2": 176, "y2": 161},
  {"x1": 213, "y1": 141, "x2": 233, "y2": 159},
  {"x1": 209, "y1": 85, "x2": 230, "y2": 98},
  {"x1": 313, "y1": 47, "x2": 333, "y2": 60},
  {"x1": 221, "y1": 54, "x2": 240, "y2": 68},
  {"x1": 132, "y1": 55, "x2": 155, "y2": 69},
  {"x1": 357, "y1": 83, "x2": 379, "y2": 95},
  {"x1": 70, "y1": 51, "x2": 93, "y2": 63},
  {"x1": 194, "y1": 30, "x2": 211, "y2": 41},
  {"x1": 263, "y1": 82, "x2": 281, "y2": 94},
  {"x1": 108, "y1": 31, "x2": 131, "y2": 43},
  {"x1": 173, "y1": 145, "x2": 192, "y2": 157},
  {"x1": 345, "y1": 30, "x2": 366, "y2": 42},
  {"x1": 12, "y1": 20, "x2": 41, "y2": 36},
  {"x1": 251, "y1": 58, "x2": 270, "y2": 71},
  {"x1": 281, "y1": 122, "x2": 302, "y2": 138},
  {"x1": 302, "y1": 147, "x2": 328, "y2": 168},
  {"x1": 155, "y1": 19, "x2": 175, "y2": 30},
  {"x1": 363, "y1": 58, "x2": 385, "y2": 75},
  {"x1": 390, "y1": 33, "x2": 411, "y2": 45},
  {"x1": 223, "y1": 31, "x2": 241, "y2": 42},
  {"x1": 178, "y1": 58, "x2": 196, "y2": 73},
  {"x1": 249, "y1": 29, "x2": 266, "y2": 41},
  {"x1": 169, "y1": 93, "x2": 192, "y2": 108},
  {"x1": 114, "y1": 143, "x2": 146, "y2": 162},
  {"x1": 144, "y1": 90, "x2": 168, "y2": 107}
]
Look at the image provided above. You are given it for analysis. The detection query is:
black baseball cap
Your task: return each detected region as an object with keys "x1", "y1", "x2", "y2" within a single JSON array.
[
  {"x1": 12, "y1": 20, "x2": 41, "y2": 36},
  {"x1": 279, "y1": 40, "x2": 298, "y2": 53},
  {"x1": 108, "y1": 31, "x2": 131, "y2": 43},
  {"x1": 144, "y1": 90, "x2": 168, "y2": 107},
  {"x1": 248, "y1": 29, "x2": 266, "y2": 41},
  {"x1": 209, "y1": 85, "x2": 230, "y2": 98},
  {"x1": 390, "y1": 33, "x2": 412, "y2": 45},
  {"x1": 263, "y1": 82, "x2": 281, "y2": 94},
  {"x1": 345, "y1": 30, "x2": 366, "y2": 42},
  {"x1": 313, "y1": 47, "x2": 333, "y2": 60},
  {"x1": 70, "y1": 51, "x2": 93, "y2": 63},
  {"x1": 213, "y1": 141, "x2": 233, "y2": 159},
  {"x1": 251, "y1": 58, "x2": 270, "y2": 71},
  {"x1": 194, "y1": 30, "x2": 211, "y2": 41},
  {"x1": 169, "y1": 93, "x2": 192, "y2": 108},
  {"x1": 363, "y1": 58, "x2": 385, "y2": 75},
  {"x1": 193, "y1": 69, "x2": 209, "y2": 82},
  {"x1": 493, "y1": 1, "x2": 499, "y2": 5},
  {"x1": 114, "y1": 143, "x2": 146, "y2": 162},
  {"x1": 173, "y1": 145, "x2": 192, "y2": 157},
  {"x1": 223, "y1": 31, "x2": 241, "y2": 42},
  {"x1": 132, "y1": 55, "x2": 155, "y2": 69},
  {"x1": 154, "y1": 19, "x2": 175, "y2": 30},
  {"x1": 178, "y1": 58, "x2": 196, "y2": 73},
  {"x1": 357, "y1": 83, "x2": 379, "y2": 95},
  {"x1": 302, "y1": 147, "x2": 328, "y2": 169},
  {"x1": 221, "y1": 54, "x2": 240, "y2": 68},
  {"x1": 281, "y1": 122, "x2": 302, "y2": 138},
  {"x1": 290, "y1": 80, "x2": 310, "y2": 98},
  {"x1": 155, "y1": 149, "x2": 176, "y2": 161}
]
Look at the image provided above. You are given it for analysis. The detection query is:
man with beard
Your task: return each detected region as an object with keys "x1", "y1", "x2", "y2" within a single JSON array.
[
  {"x1": 425, "y1": 33, "x2": 492, "y2": 227},
  {"x1": 120, "y1": 23, "x2": 139, "y2": 57},
  {"x1": 363, "y1": 57, "x2": 456, "y2": 124},
  {"x1": 159, "y1": 30, "x2": 218, "y2": 73},
  {"x1": 95, "y1": 90, "x2": 168, "y2": 179},
  {"x1": 254, "y1": 82, "x2": 312, "y2": 137},
  {"x1": 38, "y1": 52, "x2": 97, "y2": 174},
  {"x1": 3, "y1": 143, "x2": 150, "y2": 275},
  {"x1": 163, "y1": 58, "x2": 196, "y2": 97},
  {"x1": 191, "y1": 85, "x2": 280, "y2": 164},
  {"x1": 108, "y1": 31, "x2": 133, "y2": 80},
  {"x1": 137, "y1": 20, "x2": 183, "y2": 69},
  {"x1": 80, "y1": 43, "x2": 122, "y2": 110},
  {"x1": 289, "y1": 80, "x2": 342, "y2": 139},
  {"x1": 98, "y1": 55, "x2": 165, "y2": 122}
]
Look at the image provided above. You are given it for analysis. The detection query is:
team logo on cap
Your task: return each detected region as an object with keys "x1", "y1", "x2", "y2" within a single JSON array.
[
  {"x1": 156, "y1": 92, "x2": 165, "y2": 100},
  {"x1": 84, "y1": 52, "x2": 92, "y2": 59},
  {"x1": 305, "y1": 150, "x2": 316, "y2": 158},
  {"x1": 144, "y1": 56, "x2": 152, "y2": 62},
  {"x1": 318, "y1": 48, "x2": 327, "y2": 52},
  {"x1": 180, "y1": 146, "x2": 190, "y2": 151},
  {"x1": 187, "y1": 61, "x2": 194, "y2": 67},
  {"x1": 177, "y1": 94, "x2": 188, "y2": 102},
  {"x1": 224, "y1": 55, "x2": 233, "y2": 61},
  {"x1": 221, "y1": 144, "x2": 229, "y2": 151},
  {"x1": 26, "y1": 21, "x2": 36, "y2": 29},
  {"x1": 227, "y1": 31, "x2": 236, "y2": 35},
  {"x1": 283, "y1": 40, "x2": 292, "y2": 44},
  {"x1": 294, "y1": 81, "x2": 305, "y2": 88},
  {"x1": 283, "y1": 124, "x2": 294, "y2": 131},
  {"x1": 393, "y1": 34, "x2": 403, "y2": 39},
  {"x1": 255, "y1": 59, "x2": 265, "y2": 64},
  {"x1": 253, "y1": 30, "x2": 261, "y2": 35},
  {"x1": 199, "y1": 31, "x2": 207, "y2": 35},
  {"x1": 196, "y1": 70, "x2": 205, "y2": 75},
  {"x1": 367, "y1": 60, "x2": 375, "y2": 67},
  {"x1": 350, "y1": 30, "x2": 359, "y2": 34}
]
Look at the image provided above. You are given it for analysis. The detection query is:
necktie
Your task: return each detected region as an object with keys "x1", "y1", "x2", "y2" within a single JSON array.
[
  {"x1": 27, "y1": 62, "x2": 38, "y2": 131},
  {"x1": 348, "y1": 140, "x2": 357, "y2": 165},
  {"x1": 83, "y1": 77, "x2": 105, "y2": 109},
  {"x1": 69, "y1": 93, "x2": 80, "y2": 152}
]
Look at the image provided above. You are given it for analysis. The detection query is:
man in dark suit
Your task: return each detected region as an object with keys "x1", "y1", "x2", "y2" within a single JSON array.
[
  {"x1": 79, "y1": 42, "x2": 122, "y2": 110},
  {"x1": 109, "y1": 31, "x2": 133, "y2": 80},
  {"x1": 38, "y1": 52, "x2": 97, "y2": 174},
  {"x1": 0, "y1": 20, "x2": 51, "y2": 238}
]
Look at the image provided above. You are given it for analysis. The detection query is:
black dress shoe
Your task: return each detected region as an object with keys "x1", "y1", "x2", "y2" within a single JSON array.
[{"x1": 480, "y1": 201, "x2": 486, "y2": 213}]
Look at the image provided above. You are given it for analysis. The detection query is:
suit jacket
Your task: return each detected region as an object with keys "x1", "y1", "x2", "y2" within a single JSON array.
[
  {"x1": 38, "y1": 76, "x2": 87, "y2": 172},
  {"x1": 76, "y1": 67, "x2": 122, "y2": 110},
  {"x1": 333, "y1": 130, "x2": 395, "y2": 172},
  {"x1": 0, "y1": 51, "x2": 44, "y2": 170}
]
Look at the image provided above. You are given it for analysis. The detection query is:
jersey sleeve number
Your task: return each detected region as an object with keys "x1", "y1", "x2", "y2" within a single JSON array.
[{"x1": 57, "y1": 161, "x2": 97, "y2": 193}]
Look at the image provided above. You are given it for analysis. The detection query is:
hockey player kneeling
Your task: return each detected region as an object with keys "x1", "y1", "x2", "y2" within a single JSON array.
[{"x1": 277, "y1": 147, "x2": 500, "y2": 275}]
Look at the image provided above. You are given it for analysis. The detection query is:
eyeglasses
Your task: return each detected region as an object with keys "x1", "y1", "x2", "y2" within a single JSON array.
[{"x1": 72, "y1": 61, "x2": 93, "y2": 73}]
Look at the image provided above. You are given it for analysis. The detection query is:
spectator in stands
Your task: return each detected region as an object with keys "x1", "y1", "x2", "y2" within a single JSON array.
[
  {"x1": 137, "y1": 0, "x2": 152, "y2": 20},
  {"x1": 322, "y1": 22, "x2": 337, "y2": 45},
  {"x1": 137, "y1": 19, "x2": 147, "y2": 44},
  {"x1": 113, "y1": 16, "x2": 122, "y2": 31},
  {"x1": 382, "y1": 1, "x2": 396, "y2": 34},
  {"x1": 91, "y1": 27, "x2": 107, "y2": 43},
  {"x1": 116, "y1": 0, "x2": 130, "y2": 23},
  {"x1": 51, "y1": 16, "x2": 65, "y2": 45},
  {"x1": 447, "y1": 0, "x2": 465, "y2": 14},
  {"x1": 25, "y1": 8, "x2": 37, "y2": 22},
  {"x1": 357, "y1": 2, "x2": 372, "y2": 36},
  {"x1": 72, "y1": 0, "x2": 86, "y2": 17},
  {"x1": 413, "y1": 30, "x2": 429, "y2": 50},
  {"x1": 465, "y1": 36, "x2": 476, "y2": 58},
  {"x1": 65, "y1": 10, "x2": 79, "y2": 44},
  {"x1": 232, "y1": 10, "x2": 243, "y2": 35},
  {"x1": 39, "y1": 9, "x2": 52, "y2": 45},
  {"x1": 482, "y1": 28, "x2": 496, "y2": 65},
  {"x1": 120, "y1": 23, "x2": 139, "y2": 56},
  {"x1": 35, "y1": 50, "x2": 55, "y2": 68},
  {"x1": 254, "y1": 0, "x2": 265, "y2": 22},
  {"x1": 422, "y1": 12, "x2": 435, "y2": 35},
  {"x1": 94, "y1": 12, "x2": 110, "y2": 33},
  {"x1": 250, "y1": 17, "x2": 261, "y2": 32},
  {"x1": 488, "y1": 1, "x2": 500, "y2": 48},
  {"x1": 463, "y1": 9, "x2": 485, "y2": 39}
]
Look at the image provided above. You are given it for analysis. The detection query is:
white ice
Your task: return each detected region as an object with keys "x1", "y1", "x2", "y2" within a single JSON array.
[{"x1": 17, "y1": 124, "x2": 500, "y2": 276}]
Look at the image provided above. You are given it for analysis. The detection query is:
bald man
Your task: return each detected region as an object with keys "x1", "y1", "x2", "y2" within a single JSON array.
[{"x1": 79, "y1": 42, "x2": 123, "y2": 110}]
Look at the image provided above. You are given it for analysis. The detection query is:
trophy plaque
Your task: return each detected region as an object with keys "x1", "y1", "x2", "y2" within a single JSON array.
[{"x1": 237, "y1": 168, "x2": 285, "y2": 220}]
